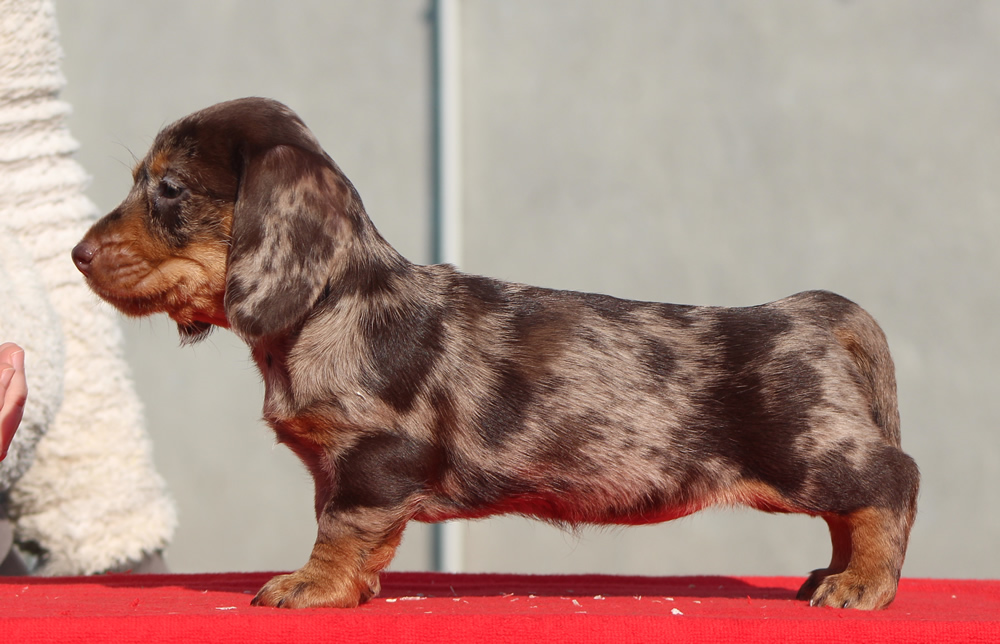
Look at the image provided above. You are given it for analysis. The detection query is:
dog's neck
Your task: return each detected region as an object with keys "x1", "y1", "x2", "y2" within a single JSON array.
[{"x1": 243, "y1": 218, "x2": 420, "y2": 426}]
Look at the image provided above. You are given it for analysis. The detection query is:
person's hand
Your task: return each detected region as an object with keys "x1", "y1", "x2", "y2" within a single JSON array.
[{"x1": 0, "y1": 343, "x2": 27, "y2": 461}]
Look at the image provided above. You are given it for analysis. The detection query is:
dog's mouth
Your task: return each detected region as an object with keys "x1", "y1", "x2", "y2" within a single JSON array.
[
  {"x1": 77, "y1": 246, "x2": 230, "y2": 329},
  {"x1": 88, "y1": 281, "x2": 170, "y2": 316}
]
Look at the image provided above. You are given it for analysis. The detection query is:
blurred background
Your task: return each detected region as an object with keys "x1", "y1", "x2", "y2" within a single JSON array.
[{"x1": 54, "y1": 1, "x2": 998, "y2": 579}]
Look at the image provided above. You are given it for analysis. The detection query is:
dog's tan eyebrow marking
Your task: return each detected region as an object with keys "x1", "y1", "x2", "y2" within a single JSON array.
[{"x1": 147, "y1": 150, "x2": 172, "y2": 179}]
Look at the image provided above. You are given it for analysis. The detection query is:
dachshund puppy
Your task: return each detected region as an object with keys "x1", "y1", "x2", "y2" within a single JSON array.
[{"x1": 72, "y1": 98, "x2": 919, "y2": 610}]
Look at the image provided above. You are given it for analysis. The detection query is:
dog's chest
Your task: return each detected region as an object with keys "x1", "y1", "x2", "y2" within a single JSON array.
[{"x1": 253, "y1": 339, "x2": 385, "y2": 452}]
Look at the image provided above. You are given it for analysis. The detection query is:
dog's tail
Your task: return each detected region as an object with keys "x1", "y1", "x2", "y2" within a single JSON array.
[{"x1": 832, "y1": 297, "x2": 902, "y2": 448}]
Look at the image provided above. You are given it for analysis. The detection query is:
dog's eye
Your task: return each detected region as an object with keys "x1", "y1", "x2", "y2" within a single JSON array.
[{"x1": 158, "y1": 179, "x2": 185, "y2": 201}]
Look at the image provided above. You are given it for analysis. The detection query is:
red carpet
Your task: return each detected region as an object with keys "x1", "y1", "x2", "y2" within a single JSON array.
[{"x1": 2, "y1": 572, "x2": 997, "y2": 643}]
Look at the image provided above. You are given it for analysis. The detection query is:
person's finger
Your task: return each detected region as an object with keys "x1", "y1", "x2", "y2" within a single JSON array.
[
  {"x1": 0, "y1": 342, "x2": 21, "y2": 364},
  {"x1": 0, "y1": 349, "x2": 26, "y2": 461}
]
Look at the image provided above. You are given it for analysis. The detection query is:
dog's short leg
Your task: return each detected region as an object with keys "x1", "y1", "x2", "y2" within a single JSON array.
[
  {"x1": 798, "y1": 506, "x2": 913, "y2": 609},
  {"x1": 795, "y1": 441, "x2": 919, "y2": 610},
  {"x1": 251, "y1": 510, "x2": 405, "y2": 609}
]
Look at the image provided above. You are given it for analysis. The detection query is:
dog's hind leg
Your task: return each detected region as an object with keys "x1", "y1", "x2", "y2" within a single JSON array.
[
  {"x1": 797, "y1": 447, "x2": 919, "y2": 609},
  {"x1": 798, "y1": 506, "x2": 911, "y2": 609}
]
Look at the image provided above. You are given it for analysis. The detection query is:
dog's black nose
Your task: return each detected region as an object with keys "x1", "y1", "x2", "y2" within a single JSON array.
[{"x1": 72, "y1": 241, "x2": 95, "y2": 276}]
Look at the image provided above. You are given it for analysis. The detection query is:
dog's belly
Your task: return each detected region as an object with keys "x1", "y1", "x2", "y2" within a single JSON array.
[
  {"x1": 409, "y1": 464, "x2": 801, "y2": 527},
  {"x1": 409, "y1": 478, "x2": 719, "y2": 527},
  {"x1": 410, "y1": 501, "x2": 706, "y2": 527}
]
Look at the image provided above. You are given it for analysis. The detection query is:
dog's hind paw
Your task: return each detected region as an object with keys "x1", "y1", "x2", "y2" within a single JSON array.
[{"x1": 798, "y1": 569, "x2": 897, "y2": 610}]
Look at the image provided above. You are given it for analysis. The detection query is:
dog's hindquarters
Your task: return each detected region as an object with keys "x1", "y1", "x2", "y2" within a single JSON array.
[{"x1": 784, "y1": 292, "x2": 919, "y2": 609}]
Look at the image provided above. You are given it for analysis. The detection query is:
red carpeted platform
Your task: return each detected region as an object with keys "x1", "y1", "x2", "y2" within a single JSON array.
[{"x1": 2, "y1": 572, "x2": 998, "y2": 643}]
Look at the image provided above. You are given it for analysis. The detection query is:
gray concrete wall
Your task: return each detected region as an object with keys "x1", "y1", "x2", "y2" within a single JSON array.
[{"x1": 56, "y1": 1, "x2": 999, "y2": 580}]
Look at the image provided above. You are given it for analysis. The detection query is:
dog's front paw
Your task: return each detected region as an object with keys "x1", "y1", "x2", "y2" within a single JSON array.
[
  {"x1": 251, "y1": 567, "x2": 380, "y2": 609},
  {"x1": 799, "y1": 569, "x2": 897, "y2": 610}
]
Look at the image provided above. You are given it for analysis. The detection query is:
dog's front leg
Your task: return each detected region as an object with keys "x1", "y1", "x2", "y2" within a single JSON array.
[{"x1": 251, "y1": 503, "x2": 406, "y2": 609}]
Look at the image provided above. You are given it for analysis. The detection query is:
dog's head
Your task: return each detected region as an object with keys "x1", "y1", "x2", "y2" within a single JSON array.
[{"x1": 73, "y1": 98, "x2": 369, "y2": 343}]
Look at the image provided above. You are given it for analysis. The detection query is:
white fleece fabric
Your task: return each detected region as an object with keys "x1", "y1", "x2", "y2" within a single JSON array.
[
  {"x1": 0, "y1": 0, "x2": 176, "y2": 574},
  {"x1": 0, "y1": 230, "x2": 62, "y2": 493}
]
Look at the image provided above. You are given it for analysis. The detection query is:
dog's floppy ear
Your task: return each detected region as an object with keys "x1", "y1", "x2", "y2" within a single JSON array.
[{"x1": 224, "y1": 144, "x2": 353, "y2": 341}]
